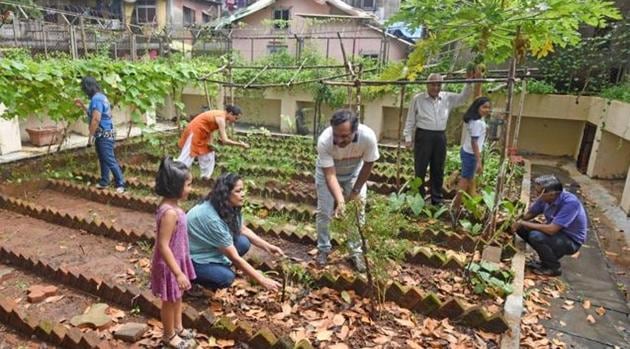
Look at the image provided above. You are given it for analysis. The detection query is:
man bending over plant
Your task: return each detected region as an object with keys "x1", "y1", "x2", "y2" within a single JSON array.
[
  {"x1": 315, "y1": 109, "x2": 379, "y2": 272},
  {"x1": 177, "y1": 105, "x2": 249, "y2": 180},
  {"x1": 512, "y1": 175, "x2": 587, "y2": 276}
]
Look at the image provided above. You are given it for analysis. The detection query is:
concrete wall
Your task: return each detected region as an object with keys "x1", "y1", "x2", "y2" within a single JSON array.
[
  {"x1": 381, "y1": 106, "x2": 408, "y2": 140},
  {"x1": 587, "y1": 131, "x2": 630, "y2": 179},
  {"x1": 230, "y1": 0, "x2": 409, "y2": 62},
  {"x1": 491, "y1": 92, "x2": 630, "y2": 214},
  {"x1": 233, "y1": 96, "x2": 282, "y2": 129},
  {"x1": 513, "y1": 118, "x2": 584, "y2": 157},
  {"x1": 0, "y1": 103, "x2": 21, "y2": 155}
]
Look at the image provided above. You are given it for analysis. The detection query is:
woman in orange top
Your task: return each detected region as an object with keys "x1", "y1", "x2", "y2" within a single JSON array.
[{"x1": 177, "y1": 105, "x2": 249, "y2": 179}]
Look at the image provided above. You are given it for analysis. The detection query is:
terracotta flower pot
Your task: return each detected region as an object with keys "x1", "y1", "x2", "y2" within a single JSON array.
[{"x1": 25, "y1": 126, "x2": 64, "y2": 147}]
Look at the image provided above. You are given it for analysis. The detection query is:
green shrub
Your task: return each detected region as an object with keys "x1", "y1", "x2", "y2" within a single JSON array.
[
  {"x1": 600, "y1": 81, "x2": 630, "y2": 103},
  {"x1": 526, "y1": 80, "x2": 556, "y2": 95}
]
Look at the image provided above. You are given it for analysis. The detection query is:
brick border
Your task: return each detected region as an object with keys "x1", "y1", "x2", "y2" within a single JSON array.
[
  {"x1": 73, "y1": 170, "x2": 317, "y2": 221},
  {"x1": 250, "y1": 258, "x2": 509, "y2": 333},
  {"x1": 0, "y1": 246, "x2": 300, "y2": 348}
]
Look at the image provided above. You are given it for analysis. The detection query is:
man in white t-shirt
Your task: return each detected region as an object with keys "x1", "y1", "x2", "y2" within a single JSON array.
[{"x1": 315, "y1": 109, "x2": 380, "y2": 272}]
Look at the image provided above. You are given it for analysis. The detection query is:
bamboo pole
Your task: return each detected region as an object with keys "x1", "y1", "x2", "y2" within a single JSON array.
[
  {"x1": 201, "y1": 70, "x2": 366, "y2": 89},
  {"x1": 244, "y1": 62, "x2": 271, "y2": 88},
  {"x1": 512, "y1": 77, "x2": 528, "y2": 150},
  {"x1": 337, "y1": 32, "x2": 356, "y2": 110},
  {"x1": 322, "y1": 77, "x2": 518, "y2": 87},
  {"x1": 79, "y1": 17, "x2": 87, "y2": 56},
  {"x1": 395, "y1": 85, "x2": 407, "y2": 190},
  {"x1": 287, "y1": 58, "x2": 308, "y2": 87},
  {"x1": 485, "y1": 57, "x2": 517, "y2": 238},
  {"x1": 355, "y1": 64, "x2": 363, "y2": 121},
  {"x1": 203, "y1": 81, "x2": 212, "y2": 110}
]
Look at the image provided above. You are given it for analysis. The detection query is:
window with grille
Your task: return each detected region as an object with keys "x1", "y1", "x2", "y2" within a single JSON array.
[
  {"x1": 272, "y1": 8, "x2": 290, "y2": 29},
  {"x1": 184, "y1": 6, "x2": 196, "y2": 26},
  {"x1": 134, "y1": 0, "x2": 156, "y2": 24},
  {"x1": 267, "y1": 44, "x2": 288, "y2": 54},
  {"x1": 361, "y1": 0, "x2": 375, "y2": 10}
]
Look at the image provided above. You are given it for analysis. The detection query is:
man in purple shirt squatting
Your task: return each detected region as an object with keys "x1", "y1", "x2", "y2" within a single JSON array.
[{"x1": 511, "y1": 175, "x2": 587, "y2": 276}]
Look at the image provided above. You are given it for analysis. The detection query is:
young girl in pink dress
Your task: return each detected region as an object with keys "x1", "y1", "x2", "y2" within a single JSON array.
[{"x1": 150, "y1": 157, "x2": 197, "y2": 348}]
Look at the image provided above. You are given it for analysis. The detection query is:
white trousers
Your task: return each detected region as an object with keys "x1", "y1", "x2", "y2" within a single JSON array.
[{"x1": 176, "y1": 133, "x2": 216, "y2": 178}]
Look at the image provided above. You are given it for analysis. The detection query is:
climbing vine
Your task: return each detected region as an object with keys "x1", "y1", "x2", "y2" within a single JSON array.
[{"x1": 0, "y1": 50, "x2": 220, "y2": 124}]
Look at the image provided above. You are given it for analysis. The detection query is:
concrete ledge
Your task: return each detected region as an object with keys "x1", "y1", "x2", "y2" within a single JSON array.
[
  {"x1": 0, "y1": 122, "x2": 177, "y2": 165},
  {"x1": 500, "y1": 159, "x2": 531, "y2": 349}
]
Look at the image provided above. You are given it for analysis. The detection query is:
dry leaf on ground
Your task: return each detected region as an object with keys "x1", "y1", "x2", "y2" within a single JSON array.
[
  {"x1": 316, "y1": 330, "x2": 333, "y2": 341},
  {"x1": 44, "y1": 295, "x2": 65, "y2": 303},
  {"x1": 595, "y1": 306, "x2": 606, "y2": 316},
  {"x1": 115, "y1": 245, "x2": 126, "y2": 252},
  {"x1": 582, "y1": 299, "x2": 591, "y2": 309},
  {"x1": 586, "y1": 315, "x2": 596, "y2": 324},
  {"x1": 329, "y1": 344, "x2": 349, "y2": 349},
  {"x1": 373, "y1": 335, "x2": 391, "y2": 344},
  {"x1": 332, "y1": 314, "x2": 345, "y2": 326}
]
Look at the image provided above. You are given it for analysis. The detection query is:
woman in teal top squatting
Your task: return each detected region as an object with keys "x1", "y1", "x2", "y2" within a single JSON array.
[
  {"x1": 187, "y1": 173, "x2": 284, "y2": 291},
  {"x1": 74, "y1": 76, "x2": 125, "y2": 193}
]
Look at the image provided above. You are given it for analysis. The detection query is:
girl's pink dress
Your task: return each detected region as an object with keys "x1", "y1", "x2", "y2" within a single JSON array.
[{"x1": 150, "y1": 204, "x2": 196, "y2": 301}]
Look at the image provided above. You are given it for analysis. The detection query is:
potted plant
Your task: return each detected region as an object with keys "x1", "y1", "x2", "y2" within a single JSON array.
[{"x1": 25, "y1": 124, "x2": 65, "y2": 146}]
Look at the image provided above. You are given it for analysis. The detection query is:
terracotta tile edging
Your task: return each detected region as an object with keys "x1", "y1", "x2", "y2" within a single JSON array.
[
  {"x1": 252, "y1": 258, "x2": 509, "y2": 333},
  {"x1": 500, "y1": 159, "x2": 531, "y2": 348},
  {"x1": 0, "y1": 245, "x2": 295, "y2": 348},
  {"x1": 0, "y1": 282, "x2": 102, "y2": 348}
]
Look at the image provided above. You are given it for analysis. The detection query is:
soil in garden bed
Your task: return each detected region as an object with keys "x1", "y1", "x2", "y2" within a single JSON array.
[
  {"x1": 0, "y1": 263, "x2": 146, "y2": 347},
  {"x1": 0, "y1": 180, "x2": 156, "y2": 239},
  {"x1": 262, "y1": 178, "x2": 315, "y2": 196},
  {"x1": 260, "y1": 236, "x2": 505, "y2": 310},
  {"x1": 0, "y1": 209, "x2": 152, "y2": 288},
  {"x1": 0, "y1": 323, "x2": 54, "y2": 348},
  {"x1": 187, "y1": 274, "x2": 500, "y2": 348}
]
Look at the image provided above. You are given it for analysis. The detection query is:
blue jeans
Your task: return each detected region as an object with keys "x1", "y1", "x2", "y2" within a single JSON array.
[
  {"x1": 193, "y1": 235, "x2": 251, "y2": 289},
  {"x1": 517, "y1": 227, "x2": 580, "y2": 270},
  {"x1": 315, "y1": 170, "x2": 365, "y2": 257},
  {"x1": 95, "y1": 136, "x2": 125, "y2": 188}
]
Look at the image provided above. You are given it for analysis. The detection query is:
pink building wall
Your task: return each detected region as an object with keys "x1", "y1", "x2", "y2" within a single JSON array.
[
  {"x1": 229, "y1": 0, "x2": 409, "y2": 62},
  {"x1": 172, "y1": 0, "x2": 219, "y2": 26}
]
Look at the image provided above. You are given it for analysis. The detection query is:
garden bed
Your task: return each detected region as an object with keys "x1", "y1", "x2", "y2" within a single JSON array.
[{"x1": 0, "y1": 131, "x2": 527, "y2": 347}]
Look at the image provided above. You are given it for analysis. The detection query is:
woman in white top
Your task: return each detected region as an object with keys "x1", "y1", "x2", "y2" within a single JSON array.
[{"x1": 451, "y1": 96, "x2": 492, "y2": 216}]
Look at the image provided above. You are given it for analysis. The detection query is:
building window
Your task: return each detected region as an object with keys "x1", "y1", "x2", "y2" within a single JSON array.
[
  {"x1": 361, "y1": 53, "x2": 379, "y2": 60},
  {"x1": 361, "y1": 0, "x2": 375, "y2": 10},
  {"x1": 202, "y1": 13, "x2": 211, "y2": 23},
  {"x1": 183, "y1": 6, "x2": 196, "y2": 26},
  {"x1": 134, "y1": 0, "x2": 156, "y2": 24},
  {"x1": 272, "y1": 8, "x2": 290, "y2": 29},
  {"x1": 267, "y1": 43, "x2": 288, "y2": 54}
]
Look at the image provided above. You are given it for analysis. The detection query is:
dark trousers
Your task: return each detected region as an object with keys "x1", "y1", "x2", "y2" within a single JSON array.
[
  {"x1": 193, "y1": 235, "x2": 251, "y2": 289},
  {"x1": 95, "y1": 137, "x2": 125, "y2": 188},
  {"x1": 413, "y1": 128, "x2": 447, "y2": 203},
  {"x1": 517, "y1": 227, "x2": 580, "y2": 270}
]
